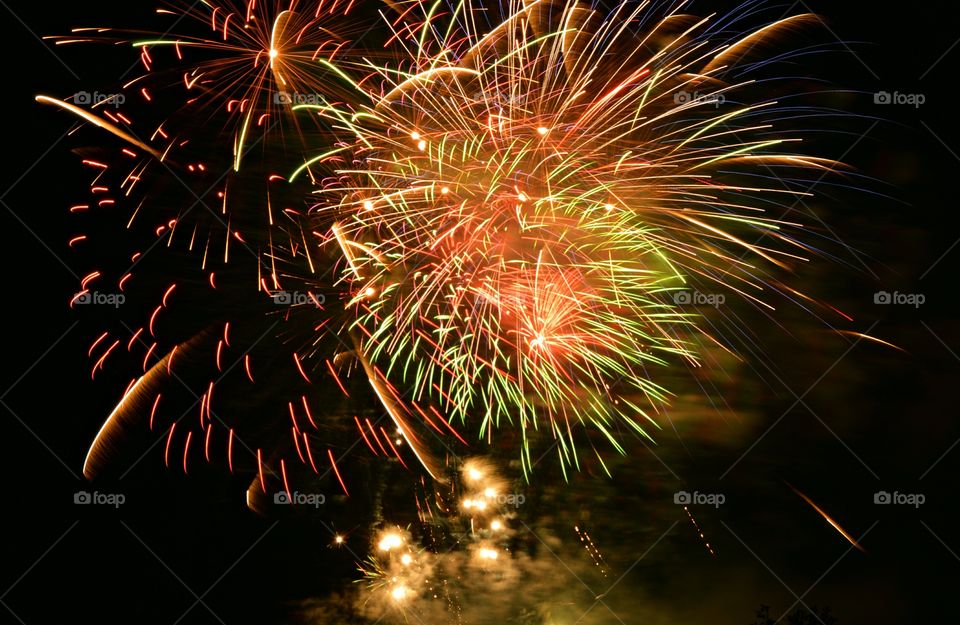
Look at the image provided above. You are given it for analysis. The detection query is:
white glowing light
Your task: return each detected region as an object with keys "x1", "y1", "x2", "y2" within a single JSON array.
[
  {"x1": 478, "y1": 548, "x2": 498, "y2": 560},
  {"x1": 378, "y1": 533, "x2": 403, "y2": 551}
]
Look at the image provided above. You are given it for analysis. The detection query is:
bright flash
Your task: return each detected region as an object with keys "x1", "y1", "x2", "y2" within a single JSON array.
[
  {"x1": 400, "y1": 553, "x2": 413, "y2": 565},
  {"x1": 483, "y1": 487, "x2": 496, "y2": 498},
  {"x1": 268, "y1": 48, "x2": 279, "y2": 59},
  {"x1": 490, "y1": 520, "x2": 503, "y2": 531},
  {"x1": 478, "y1": 548, "x2": 498, "y2": 560},
  {"x1": 391, "y1": 585, "x2": 409, "y2": 601},
  {"x1": 462, "y1": 498, "x2": 488, "y2": 511},
  {"x1": 378, "y1": 533, "x2": 403, "y2": 551}
]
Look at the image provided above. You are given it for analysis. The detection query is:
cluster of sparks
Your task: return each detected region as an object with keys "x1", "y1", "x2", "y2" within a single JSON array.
[
  {"x1": 39, "y1": 0, "x2": 853, "y2": 498},
  {"x1": 360, "y1": 460, "x2": 517, "y2": 614},
  {"x1": 314, "y1": 2, "x2": 833, "y2": 480}
]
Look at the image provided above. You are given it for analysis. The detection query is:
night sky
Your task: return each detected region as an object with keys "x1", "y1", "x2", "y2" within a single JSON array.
[{"x1": 1, "y1": 1, "x2": 958, "y2": 624}]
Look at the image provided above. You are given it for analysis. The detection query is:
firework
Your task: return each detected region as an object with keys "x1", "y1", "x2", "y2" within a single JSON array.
[
  {"x1": 359, "y1": 458, "x2": 519, "y2": 619},
  {"x1": 45, "y1": 0, "x2": 363, "y2": 169},
  {"x1": 40, "y1": 0, "x2": 850, "y2": 497},
  {"x1": 304, "y1": 0, "x2": 837, "y2": 476}
]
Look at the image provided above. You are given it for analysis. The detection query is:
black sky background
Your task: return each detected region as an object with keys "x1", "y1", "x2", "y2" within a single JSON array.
[{"x1": 1, "y1": 1, "x2": 959, "y2": 624}]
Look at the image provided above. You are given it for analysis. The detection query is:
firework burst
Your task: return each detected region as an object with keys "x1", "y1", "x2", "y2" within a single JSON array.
[
  {"x1": 38, "y1": 0, "x2": 852, "y2": 497},
  {"x1": 303, "y1": 0, "x2": 837, "y2": 476},
  {"x1": 46, "y1": 0, "x2": 363, "y2": 169}
]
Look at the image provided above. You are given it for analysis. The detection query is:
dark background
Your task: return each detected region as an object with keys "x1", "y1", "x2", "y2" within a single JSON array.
[{"x1": 1, "y1": 1, "x2": 958, "y2": 624}]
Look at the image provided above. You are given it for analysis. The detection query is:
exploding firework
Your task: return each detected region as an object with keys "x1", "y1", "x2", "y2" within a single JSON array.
[
  {"x1": 46, "y1": 0, "x2": 364, "y2": 169},
  {"x1": 38, "y1": 0, "x2": 390, "y2": 504},
  {"x1": 39, "y1": 0, "x2": 852, "y2": 497},
  {"x1": 302, "y1": 0, "x2": 839, "y2": 476},
  {"x1": 358, "y1": 458, "x2": 521, "y2": 621}
]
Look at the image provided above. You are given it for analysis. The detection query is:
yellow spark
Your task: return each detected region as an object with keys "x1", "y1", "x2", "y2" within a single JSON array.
[
  {"x1": 378, "y1": 533, "x2": 403, "y2": 551},
  {"x1": 478, "y1": 548, "x2": 498, "y2": 560}
]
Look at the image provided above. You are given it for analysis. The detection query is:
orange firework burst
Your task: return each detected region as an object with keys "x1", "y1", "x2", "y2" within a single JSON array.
[
  {"x1": 300, "y1": 0, "x2": 840, "y2": 475},
  {"x1": 37, "y1": 0, "x2": 860, "y2": 498}
]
